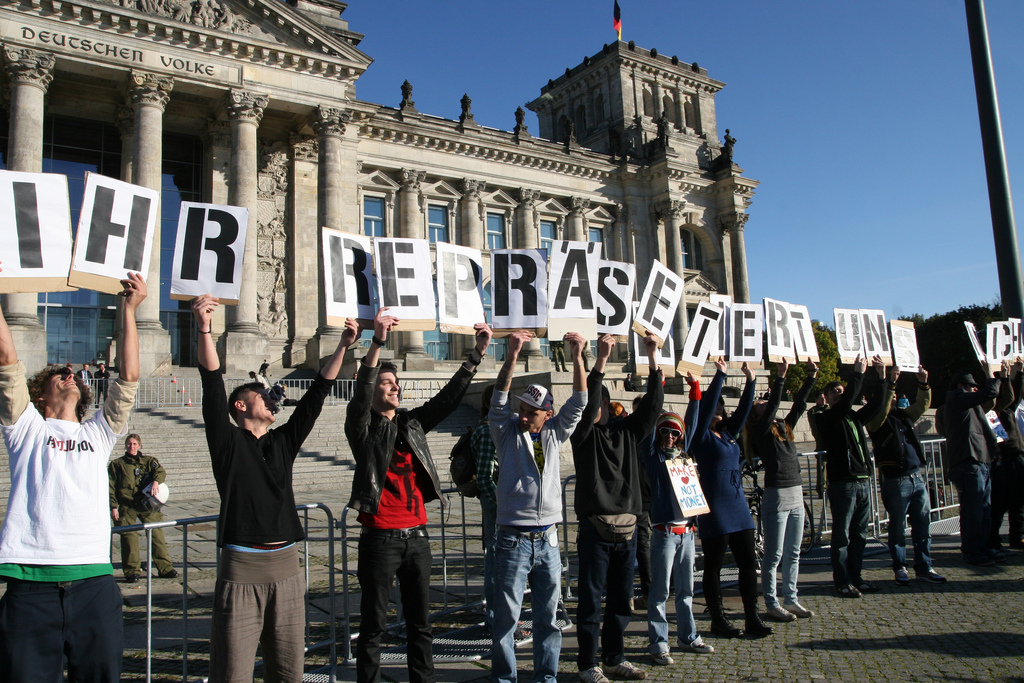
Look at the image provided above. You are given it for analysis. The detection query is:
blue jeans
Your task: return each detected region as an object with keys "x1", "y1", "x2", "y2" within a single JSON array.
[
  {"x1": 828, "y1": 479, "x2": 871, "y2": 588},
  {"x1": 948, "y1": 461, "x2": 993, "y2": 562},
  {"x1": 881, "y1": 472, "x2": 933, "y2": 572},
  {"x1": 647, "y1": 528, "x2": 696, "y2": 655},
  {"x1": 481, "y1": 496, "x2": 498, "y2": 629},
  {"x1": 491, "y1": 527, "x2": 562, "y2": 683},
  {"x1": 575, "y1": 517, "x2": 636, "y2": 669},
  {"x1": 760, "y1": 487, "x2": 804, "y2": 609}
]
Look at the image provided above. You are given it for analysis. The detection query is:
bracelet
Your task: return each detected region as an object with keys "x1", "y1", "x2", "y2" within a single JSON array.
[
  {"x1": 371, "y1": 335, "x2": 386, "y2": 347},
  {"x1": 467, "y1": 352, "x2": 483, "y2": 366},
  {"x1": 199, "y1": 329, "x2": 211, "y2": 334}
]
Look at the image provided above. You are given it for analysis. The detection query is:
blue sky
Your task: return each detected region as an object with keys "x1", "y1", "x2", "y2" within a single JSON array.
[{"x1": 341, "y1": 1, "x2": 1023, "y2": 324}]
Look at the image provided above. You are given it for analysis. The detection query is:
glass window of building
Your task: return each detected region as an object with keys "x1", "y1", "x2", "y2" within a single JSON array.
[
  {"x1": 682, "y1": 229, "x2": 704, "y2": 270},
  {"x1": 540, "y1": 219, "x2": 556, "y2": 253},
  {"x1": 589, "y1": 226, "x2": 604, "y2": 257},
  {"x1": 364, "y1": 196, "x2": 385, "y2": 237},
  {"x1": 487, "y1": 213, "x2": 506, "y2": 250},
  {"x1": 482, "y1": 283, "x2": 508, "y2": 361},
  {"x1": 428, "y1": 204, "x2": 449, "y2": 243}
]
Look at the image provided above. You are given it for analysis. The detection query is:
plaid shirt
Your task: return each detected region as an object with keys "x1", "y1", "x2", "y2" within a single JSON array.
[{"x1": 471, "y1": 418, "x2": 498, "y2": 504}]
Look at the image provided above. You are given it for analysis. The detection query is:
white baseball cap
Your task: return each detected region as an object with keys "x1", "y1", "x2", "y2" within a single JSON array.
[{"x1": 518, "y1": 384, "x2": 553, "y2": 411}]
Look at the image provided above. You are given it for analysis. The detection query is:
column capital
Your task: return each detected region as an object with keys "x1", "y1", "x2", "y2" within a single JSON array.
[
  {"x1": 226, "y1": 88, "x2": 268, "y2": 125},
  {"x1": 658, "y1": 199, "x2": 688, "y2": 221},
  {"x1": 400, "y1": 168, "x2": 425, "y2": 190},
  {"x1": 613, "y1": 202, "x2": 627, "y2": 222},
  {"x1": 290, "y1": 134, "x2": 318, "y2": 162},
  {"x1": 115, "y1": 105, "x2": 134, "y2": 138},
  {"x1": 517, "y1": 188, "x2": 539, "y2": 208},
  {"x1": 202, "y1": 119, "x2": 231, "y2": 147},
  {"x1": 461, "y1": 178, "x2": 485, "y2": 200},
  {"x1": 126, "y1": 70, "x2": 173, "y2": 110},
  {"x1": 3, "y1": 47, "x2": 55, "y2": 91},
  {"x1": 569, "y1": 196, "x2": 590, "y2": 216},
  {"x1": 311, "y1": 105, "x2": 350, "y2": 138},
  {"x1": 719, "y1": 212, "x2": 749, "y2": 232}
]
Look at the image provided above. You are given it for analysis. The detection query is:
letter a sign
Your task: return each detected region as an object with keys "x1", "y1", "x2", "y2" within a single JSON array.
[
  {"x1": 0, "y1": 170, "x2": 75, "y2": 293},
  {"x1": 169, "y1": 202, "x2": 249, "y2": 304},
  {"x1": 68, "y1": 172, "x2": 159, "y2": 294}
]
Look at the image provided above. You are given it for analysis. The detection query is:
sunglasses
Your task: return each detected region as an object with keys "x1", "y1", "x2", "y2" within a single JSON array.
[
  {"x1": 658, "y1": 427, "x2": 682, "y2": 438},
  {"x1": 56, "y1": 367, "x2": 74, "y2": 380}
]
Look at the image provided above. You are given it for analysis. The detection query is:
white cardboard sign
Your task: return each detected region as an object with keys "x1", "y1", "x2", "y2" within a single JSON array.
[
  {"x1": 788, "y1": 304, "x2": 819, "y2": 362},
  {"x1": 729, "y1": 303, "x2": 763, "y2": 364},
  {"x1": 678, "y1": 301, "x2": 722, "y2": 374},
  {"x1": 436, "y1": 241, "x2": 485, "y2": 334},
  {"x1": 169, "y1": 202, "x2": 249, "y2": 304},
  {"x1": 890, "y1": 320, "x2": 920, "y2": 372},
  {"x1": 964, "y1": 321, "x2": 987, "y2": 365},
  {"x1": 373, "y1": 238, "x2": 436, "y2": 331},
  {"x1": 632, "y1": 310, "x2": 675, "y2": 376},
  {"x1": 834, "y1": 308, "x2": 864, "y2": 363},
  {"x1": 323, "y1": 229, "x2": 376, "y2": 325},
  {"x1": 597, "y1": 260, "x2": 635, "y2": 337},
  {"x1": 987, "y1": 321, "x2": 1016, "y2": 364},
  {"x1": 709, "y1": 293, "x2": 732, "y2": 358},
  {"x1": 0, "y1": 170, "x2": 75, "y2": 293},
  {"x1": 548, "y1": 240, "x2": 601, "y2": 338},
  {"x1": 68, "y1": 172, "x2": 159, "y2": 293},
  {"x1": 764, "y1": 298, "x2": 796, "y2": 362},
  {"x1": 860, "y1": 309, "x2": 893, "y2": 364},
  {"x1": 666, "y1": 459, "x2": 711, "y2": 518},
  {"x1": 491, "y1": 249, "x2": 548, "y2": 332},
  {"x1": 632, "y1": 259, "x2": 685, "y2": 348}
]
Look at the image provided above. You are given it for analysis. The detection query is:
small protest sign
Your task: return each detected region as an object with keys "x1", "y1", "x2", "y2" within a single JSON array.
[
  {"x1": 764, "y1": 298, "x2": 795, "y2": 363},
  {"x1": 665, "y1": 458, "x2": 710, "y2": 518},
  {"x1": 548, "y1": 240, "x2": 600, "y2": 340},
  {"x1": 169, "y1": 202, "x2": 249, "y2": 304},
  {"x1": 730, "y1": 303, "x2": 763, "y2": 365},
  {"x1": 323, "y1": 229, "x2": 376, "y2": 325},
  {"x1": 373, "y1": 238, "x2": 436, "y2": 331},
  {"x1": 834, "y1": 308, "x2": 864, "y2": 363},
  {"x1": 889, "y1": 320, "x2": 921, "y2": 372},
  {"x1": 597, "y1": 260, "x2": 635, "y2": 338},
  {"x1": 0, "y1": 170, "x2": 75, "y2": 293},
  {"x1": 436, "y1": 241, "x2": 485, "y2": 334},
  {"x1": 632, "y1": 260, "x2": 684, "y2": 348},
  {"x1": 491, "y1": 248, "x2": 548, "y2": 334},
  {"x1": 678, "y1": 301, "x2": 722, "y2": 374}
]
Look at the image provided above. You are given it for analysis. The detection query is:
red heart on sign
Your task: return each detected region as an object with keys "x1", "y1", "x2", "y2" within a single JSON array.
[{"x1": 680, "y1": 470, "x2": 690, "y2": 485}]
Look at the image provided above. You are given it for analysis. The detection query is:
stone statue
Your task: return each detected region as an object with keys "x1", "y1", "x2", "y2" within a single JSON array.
[
  {"x1": 722, "y1": 128, "x2": 736, "y2": 163},
  {"x1": 460, "y1": 94, "x2": 474, "y2": 123},
  {"x1": 656, "y1": 110, "x2": 671, "y2": 146},
  {"x1": 400, "y1": 80, "x2": 415, "y2": 110},
  {"x1": 515, "y1": 106, "x2": 526, "y2": 129},
  {"x1": 565, "y1": 118, "x2": 576, "y2": 143}
]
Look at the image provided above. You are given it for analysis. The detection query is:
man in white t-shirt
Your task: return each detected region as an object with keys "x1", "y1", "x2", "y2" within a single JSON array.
[{"x1": 0, "y1": 268, "x2": 147, "y2": 683}]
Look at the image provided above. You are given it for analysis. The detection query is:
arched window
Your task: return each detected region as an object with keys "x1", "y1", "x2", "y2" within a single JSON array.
[
  {"x1": 575, "y1": 104, "x2": 587, "y2": 134},
  {"x1": 662, "y1": 94, "x2": 675, "y2": 124},
  {"x1": 642, "y1": 88, "x2": 654, "y2": 118},
  {"x1": 681, "y1": 229, "x2": 703, "y2": 271},
  {"x1": 683, "y1": 100, "x2": 696, "y2": 130},
  {"x1": 558, "y1": 114, "x2": 570, "y2": 143},
  {"x1": 595, "y1": 93, "x2": 605, "y2": 123}
]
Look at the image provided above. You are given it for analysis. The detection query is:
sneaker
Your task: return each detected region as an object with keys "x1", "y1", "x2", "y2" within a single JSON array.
[
  {"x1": 766, "y1": 605, "x2": 797, "y2": 622},
  {"x1": 893, "y1": 567, "x2": 911, "y2": 586},
  {"x1": 123, "y1": 574, "x2": 139, "y2": 584},
  {"x1": 916, "y1": 568, "x2": 947, "y2": 584},
  {"x1": 855, "y1": 581, "x2": 878, "y2": 594},
  {"x1": 579, "y1": 667, "x2": 611, "y2": 683},
  {"x1": 783, "y1": 602, "x2": 815, "y2": 618},
  {"x1": 679, "y1": 637, "x2": 715, "y2": 654},
  {"x1": 650, "y1": 651, "x2": 674, "y2": 666},
  {"x1": 835, "y1": 584, "x2": 861, "y2": 598},
  {"x1": 602, "y1": 660, "x2": 647, "y2": 680},
  {"x1": 158, "y1": 569, "x2": 179, "y2": 579}
]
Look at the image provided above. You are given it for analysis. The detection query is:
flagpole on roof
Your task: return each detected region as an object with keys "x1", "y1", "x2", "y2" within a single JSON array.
[{"x1": 614, "y1": 0, "x2": 622, "y2": 41}]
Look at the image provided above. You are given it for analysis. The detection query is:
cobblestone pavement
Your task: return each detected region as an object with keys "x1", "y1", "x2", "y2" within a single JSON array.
[{"x1": 95, "y1": 493, "x2": 1024, "y2": 683}]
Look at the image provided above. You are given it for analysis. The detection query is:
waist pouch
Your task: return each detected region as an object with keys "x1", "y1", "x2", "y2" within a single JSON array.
[{"x1": 589, "y1": 513, "x2": 637, "y2": 542}]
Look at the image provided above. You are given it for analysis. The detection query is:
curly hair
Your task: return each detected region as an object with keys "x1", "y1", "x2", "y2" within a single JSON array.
[{"x1": 27, "y1": 365, "x2": 92, "y2": 422}]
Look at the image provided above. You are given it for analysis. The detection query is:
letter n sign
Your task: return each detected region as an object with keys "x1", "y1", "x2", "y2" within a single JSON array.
[
  {"x1": 170, "y1": 202, "x2": 249, "y2": 304},
  {"x1": 0, "y1": 170, "x2": 75, "y2": 293},
  {"x1": 68, "y1": 172, "x2": 159, "y2": 294}
]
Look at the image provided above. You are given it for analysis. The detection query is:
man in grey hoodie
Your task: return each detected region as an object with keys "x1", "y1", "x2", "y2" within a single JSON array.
[{"x1": 489, "y1": 329, "x2": 587, "y2": 683}]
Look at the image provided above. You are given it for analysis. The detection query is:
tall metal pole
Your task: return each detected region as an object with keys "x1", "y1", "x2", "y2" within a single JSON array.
[{"x1": 965, "y1": 0, "x2": 1024, "y2": 318}]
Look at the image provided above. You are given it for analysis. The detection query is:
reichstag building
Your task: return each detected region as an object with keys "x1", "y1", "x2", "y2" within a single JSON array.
[{"x1": 0, "y1": 0, "x2": 758, "y2": 376}]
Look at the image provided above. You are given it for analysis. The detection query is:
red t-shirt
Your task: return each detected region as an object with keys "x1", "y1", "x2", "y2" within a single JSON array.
[{"x1": 358, "y1": 446, "x2": 428, "y2": 530}]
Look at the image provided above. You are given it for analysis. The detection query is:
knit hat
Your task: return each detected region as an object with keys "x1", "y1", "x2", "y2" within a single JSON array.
[{"x1": 656, "y1": 412, "x2": 685, "y2": 435}]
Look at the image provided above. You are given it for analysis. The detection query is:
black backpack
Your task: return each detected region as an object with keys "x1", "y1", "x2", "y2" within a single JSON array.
[{"x1": 449, "y1": 428, "x2": 480, "y2": 498}]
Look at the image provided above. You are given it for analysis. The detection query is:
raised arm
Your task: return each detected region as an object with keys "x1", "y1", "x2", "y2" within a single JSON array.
[
  {"x1": 0, "y1": 264, "x2": 16, "y2": 368},
  {"x1": 550, "y1": 331, "x2": 589, "y2": 440},
  {"x1": 117, "y1": 272, "x2": 146, "y2": 383},
  {"x1": 0, "y1": 264, "x2": 30, "y2": 426},
  {"x1": 723, "y1": 361, "x2": 756, "y2": 437},
  {"x1": 192, "y1": 294, "x2": 220, "y2": 372},
  {"x1": 786, "y1": 359, "x2": 818, "y2": 427},
  {"x1": 906, "y1": 367, "x2": 931, "y2": 422},
  {"x1": 574, "y1": 334, "x2": 616, "y2": 443},
  {"x1": 693, "y1": 358, "x2": 728, "y2": 442},
  {"x1": 623, "y1": 332, "x2": 665, "y2": 440},
  {"x1": 319, "y1": 318, "x2": 361, "y2": 381},
  {"x1": 832, "y1": 355, "x2": 867, "y2": 418},
  {"x1": 865, "y1": 364, "x2": 899, "y2": 433}
]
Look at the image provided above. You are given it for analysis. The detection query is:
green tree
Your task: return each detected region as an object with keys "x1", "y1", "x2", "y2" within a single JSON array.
[{"x1": 765, "y1": 321, "x2": 841, "y2": 396}]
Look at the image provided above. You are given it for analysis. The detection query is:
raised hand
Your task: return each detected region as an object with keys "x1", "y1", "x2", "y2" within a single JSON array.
[
  {"x1": 565, "y1": 332, "x2": 587, "y2": 359},
  {"x1": 597, "y1": 333, "x2": 616, "y2": 360},
  {"x1": 340, "y1": 318, "x2": 361, "y2": 348},
  {"x1": 777, "y1": 357, "x2": 790, "y2": 378},
  {"x1": 917, "y1": 366, "x2": 929, "y2": 384},
  {"x1": 473, "y1": 323, "x2": 493, "y2": 355},
  {"x1": 191, "y1": 294, "x2": 219, "y2": 328},
  {"x1": 508, "y1": 329, "x2": 532, "y2": 356},
  {"x1": 374, "y1": 307, "x2": 400, "y2": 342},
  {"x1": 714, "y1": 356, "x2": 727, "y2": 374},
  {"x1": 742, "y1": 361, "x2": 755, "y2": 382}
]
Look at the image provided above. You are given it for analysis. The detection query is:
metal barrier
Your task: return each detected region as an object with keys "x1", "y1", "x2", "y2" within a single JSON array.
[{"x1": 111, "y1": 503, "x2": 337, "y2": 683}]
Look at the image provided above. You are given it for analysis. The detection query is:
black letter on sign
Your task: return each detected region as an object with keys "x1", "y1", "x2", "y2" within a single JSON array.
[
  {"x1": 494, "y1": 253, "x2": 538, "y2": 317},
  {"x1": 689, "y1": 307, "x2": 722, "y2": 354},
  {"x1": 640, "y1": 272, "x2": 677, "y2": 331},
  {"x1": 179, "y1": 207, "x2": 238, "y2": 282},
  {"x1": 597, "y1": 266, "x2": 628, "y2": 327},
  {"x1": 329, "y1": 236, "x2": 371, "y2": 305},
  {"x1": 553, "y1": 244, "x2": 595, "y2": 310},
  {"x1": 378, "y1": 241, "x2": 419, "y2": 308},
  {"x1": 733, "y1": 308, "x2": 757, "y2": 357},
  {"x1": 12, "y1": 182, "x2": 43, "y2": 269},
  {"x1": 442, "y1": 251, "x2": 481, "y2": 316},
  {"x1": 84, "y1": 187, "x2": 150, "y2": 271}
]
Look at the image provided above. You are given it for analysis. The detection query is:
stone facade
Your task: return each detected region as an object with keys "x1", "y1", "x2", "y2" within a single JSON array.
[{"x1": 0, "y1": 0, "x2": 757, "y2": 375}]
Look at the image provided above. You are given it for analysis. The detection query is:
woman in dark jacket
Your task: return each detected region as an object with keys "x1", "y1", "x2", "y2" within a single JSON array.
[
  {"x1": 689, "y1": 358, "x2": 772, "y2": 638},
  {"x1": 747, "y1": 358, "x2": 817, "y2": 623}
]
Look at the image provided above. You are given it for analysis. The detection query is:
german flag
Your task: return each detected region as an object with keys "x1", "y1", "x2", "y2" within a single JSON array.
[{"x1": 614, "y1": 0, "x2": 622, "y2": 41}]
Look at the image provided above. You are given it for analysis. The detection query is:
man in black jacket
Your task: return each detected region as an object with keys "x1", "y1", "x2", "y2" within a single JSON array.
[
  {"x1": 945, "y1": 365, "x2": 1002, "y2": 565},
  {"x1": 571, "y1": 332, "x2": 662, "y2": 683},
  {"x1": 864, "y1": 363, "x2": 945, "y2": 585},
  {"x1": 814, "y1": 354, "x2": 877, "y2": 598},
  {"x1": 345, "y1": 307, "x2": 491, "y2": 683},
  {"x1": 192, "y1": 294, "x2": 360, "y2": 683},
  {"x1": 991, "y1": 360, "x2": 1024, "y2": 552}
]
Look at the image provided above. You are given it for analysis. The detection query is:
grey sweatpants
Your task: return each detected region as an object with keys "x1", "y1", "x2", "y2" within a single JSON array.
[{"x1": 209, "y1": 545, "x2": 306, "y2": 683}]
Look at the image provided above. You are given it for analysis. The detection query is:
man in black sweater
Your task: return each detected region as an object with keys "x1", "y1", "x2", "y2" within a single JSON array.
[
  {"x1": 991, "y1": 360, "x2": 1024, "y2": 552},
  {"x1": 192, "y1": 294, "x2": 360, "y2": 683},
  {"x1": 571, "y1": 332, "x2": 662, "y2": 683}
]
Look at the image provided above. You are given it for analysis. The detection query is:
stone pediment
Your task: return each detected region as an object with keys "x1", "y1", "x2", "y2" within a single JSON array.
[
  {"x1": 684, "y1": 271, "x2": 718, "y2": 300},
  {"x1": 6, "y1": 0, "x2": 371, "y2": 76},
  {"x1": 424, "y1": 180, "x2": 461, "y2": 201},
  {"x1": 485, "y1": 189, "x2": 517, "y2": 210},
  {"x1": 537, "y1": 198, "x2": 568, "y2": 216},
  {"x1": 361, "y1": 169, "x2": 400, "y2": 191},
  {"x1": 587, "y1": 204, "x2": 614, "y2": 222}
]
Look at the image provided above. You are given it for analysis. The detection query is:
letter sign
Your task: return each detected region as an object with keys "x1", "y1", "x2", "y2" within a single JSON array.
[
  {"x1": 834, "y1": 308, "x2": 863, "y2": 364},
  {"x1": 730, "y1": 303, "x2": 763, "y2": 365},
  {"x1": 323, "y1": 229, "x2": 376, "y2": 324},
  {"x1": 632, "y1": 259, "x2": 685, "y2": 348},
  {"x1": 678, "y1": 301, "x2": 722, "y2": 374},
  {"x1": 491, "y1": 249, "x2": 548, "y2": 332},
  {"x1": 374, "y1": 238, "x2": 436, "y2": 330},
  {"x1": 764, "y1": 298, "x2": 795, "y2": 362},
  {"x1": 548, "y1": 240, "x2": 600, "y2": 339},
  {"x1": 169, "y1": 202, "x2": 249, "y2": 304},
  {"x1": 436, "y1": 241, "x2": 485, "y2": 334},
  {"x1": 597, "y1": 260, "x2": 635, "y2": 337},
  {"x1": 0, "y1": 170, "x2": 75, "y2": 293}
]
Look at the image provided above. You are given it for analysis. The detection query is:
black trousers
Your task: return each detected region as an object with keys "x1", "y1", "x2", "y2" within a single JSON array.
[
  {"x1": 990, "y1": 453, "x2": 1024, "y2": 547},
  {"x1": 636, "y1": 512, "x2": 652, "y2": 598},
  {"x1": 0, "y1": 574, "x2": 123, "y2": 683},
  {"x1": 699, "y1": 529, "x2": 759, "y2": 605},
  {"x1": 356, "y1": 533, "x2": 434, "y2": 683}
]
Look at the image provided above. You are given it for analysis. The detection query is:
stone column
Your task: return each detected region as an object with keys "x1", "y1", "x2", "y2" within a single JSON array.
[
  {"x1": 726, "y1": 213, "x2": 751, "y2": 303},
  {"x1": 1, "y1": 47, "x2": 54, "y2": 373},
  {"x1": 115, "y1": 106, "x2": 134, "y2": 182},
  {"x1": 220, "y1": 89, "x2": 270, "y2": 375},
  {"x1": 611, "y1": 204, "x2": 629, "y2": 364},
  {"x1": 201, "y1": 121, "x2": 231, "y2": 343},
  {"x1": 460, "y1": 179, "x2": 485, "y2": 249},
  {"x1": 289, "y1": 134, "x2": 319, "y2": 368},
  {"x1": 674, "y1": 87, "x2": 686, "y2": 130},
  {"x1": 126, "y1": 71, "x2": 173, "y2": 375},
  {"x1": 514, "y1": 189, "x2": 547, "y2": 368},
  {"x1": 396, "y1": 169, "x2": 432, "y2": 369},
  {"x1": 661, "y1": 200, "x2": 689, "y2": 351},
  {"x1": 566, "y1": 196, "x2": 589, "y2": 241},
  {"x1": 696, "y1": 88, "x2": 718, "y2": 140}
]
